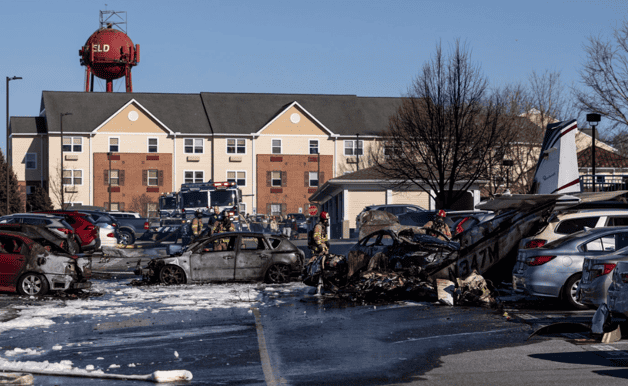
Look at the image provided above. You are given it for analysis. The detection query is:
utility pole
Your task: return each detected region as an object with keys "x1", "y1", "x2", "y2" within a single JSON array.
[{"x1": 6, "y1": 76, "x2": 22, "y2": 214}]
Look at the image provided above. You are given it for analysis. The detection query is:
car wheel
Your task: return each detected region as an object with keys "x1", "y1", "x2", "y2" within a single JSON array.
[
  {"x1": 118, "y1": 231, "x2": 135, "y2": 246},
  {"x1": 159, "y1": 265, "x2": 186, "y2": 285},
  {"x1": 265, "y1": 263, "x2": 290, "y2": 284},
  {"x1": 562, "y1": 273, "x2": 588, "y2": 310},
  {"x1": 17, "y1": 273, "x2": 49, "y2": 296}
]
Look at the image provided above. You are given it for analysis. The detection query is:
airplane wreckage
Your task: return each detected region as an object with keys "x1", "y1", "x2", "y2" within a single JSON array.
[{"x1": 303, "y1": 119, "x2": 628, "y2": 305}]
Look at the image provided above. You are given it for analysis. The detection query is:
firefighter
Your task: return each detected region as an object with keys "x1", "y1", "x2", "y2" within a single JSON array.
[
  {"x1": 212, "y1": 216, "x2": 235, "y2": 251},
  {"x1": 207, "y1": 206, "x2": 222, "y2": 235},
  {"x1": 309, "y1": 211, "x2": 330, "y2": 259},
  {"x1": 191, "y1": 210, "x2": 204, "y2": 238},
  {"x1": 421, "y1": 209, "x2": 452, "y2": 241}
]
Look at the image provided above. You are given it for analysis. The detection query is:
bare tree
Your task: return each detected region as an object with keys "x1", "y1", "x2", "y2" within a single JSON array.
[
  {"x1": 49, "y1": 162, "x2": 77, "y2": 209},
  {"x1": 574, "y1": 20, "x2": 628, "y2": 137},
  {"x1": 370, "y1": 40, "x2": 518, "y2": 208},
  {"x1": 129, "y1": 193, "x2": 156, "y2": 218}
]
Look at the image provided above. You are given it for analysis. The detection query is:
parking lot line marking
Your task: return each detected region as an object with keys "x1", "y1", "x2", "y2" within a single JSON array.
[
  {"x1": 251, "y1": 307, "x2": 281, "y2": 386},
  {"x1": 392, "y1": 328, "x2": 515, "y2": 344}
]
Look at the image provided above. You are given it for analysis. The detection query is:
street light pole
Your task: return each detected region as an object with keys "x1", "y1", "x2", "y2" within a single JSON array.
[
  {"x1": 107, "y1": 152, "x2": 112, "y2": 211},
  {"x1": 60, "y1": 112, "x2": 72, "y2": 209},
  {"x1": 6, "y1": 76, "x2": 22, "y2": 215},
  {"x1": 586, "y1": 113, "x2": 601, "y2": 192}
]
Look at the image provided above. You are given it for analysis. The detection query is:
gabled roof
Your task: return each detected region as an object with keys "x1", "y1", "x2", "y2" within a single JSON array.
[
  {"x1": 91, "y1": 99, "x2": 174, "y2": 135},
  {"x1": 200, "y1": 92, "x2": 402, "y2": 136},
  {"x1": 41, "y1": 91, "x2": 211, "y2": 135},
  {"x1": 255, "y1": 101, "x2": 334, "y2": 136},
  {"x1": 577, "y1": 146, "x2": 628, "y2": 168},
  {"x1": 10, "y1": 117, "x2": 47, "y2": 135}
]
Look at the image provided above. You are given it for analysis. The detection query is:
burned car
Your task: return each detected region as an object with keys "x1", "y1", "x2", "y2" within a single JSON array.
[
  {"x1": 0, "y1": 223, "x2": 78, "y2": 255},
  {"x1": 0, "y1": 231, "x2": 91, "y2": 296},
  {"x1": 137, "y1": 232, "x2": 305, "y2": 285}
]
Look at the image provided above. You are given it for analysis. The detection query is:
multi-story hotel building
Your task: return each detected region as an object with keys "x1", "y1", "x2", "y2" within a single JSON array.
[{"x1": 10, "y1": 91, "x2": 404, "y2": 220}]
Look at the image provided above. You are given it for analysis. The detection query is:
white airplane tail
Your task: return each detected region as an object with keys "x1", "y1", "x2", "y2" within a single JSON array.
[{"x1": 530, "y1": 119, "x2": 580, "y2": 195}]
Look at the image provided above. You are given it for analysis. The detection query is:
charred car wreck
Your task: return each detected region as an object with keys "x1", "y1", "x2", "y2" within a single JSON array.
[
  {"x1": 303, "y1": 192, "x2": 624, "y2": 303},
  {"x1": 0, "y1": 231, "x2": 92, "y2": 296}
]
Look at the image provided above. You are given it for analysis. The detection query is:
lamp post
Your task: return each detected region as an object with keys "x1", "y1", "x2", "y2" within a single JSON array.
[
  {"x1": 6, "y1": 76, "x2": 22, "y2": 215},
  {"x1": 502, "y1": 159, "x2": 514, "y2": 190},
  {"x1": 60, "y1": 112, "x2": 72, "y2": 209},
  {"x1": 586, "y1": 113, "x2": 601, "y2": 192},
  {"x1": 107, "y1": 152, "x2": 112, "y2": 211}
]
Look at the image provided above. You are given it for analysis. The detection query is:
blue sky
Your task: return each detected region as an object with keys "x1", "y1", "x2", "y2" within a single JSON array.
[{"x1": 2, "y1": 0, "x2": 627, "y2": 152}]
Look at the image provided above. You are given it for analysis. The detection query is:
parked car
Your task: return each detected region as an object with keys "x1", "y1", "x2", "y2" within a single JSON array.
[
  {"x1": 520, "y1": 208, "x2": 628, "y2": 249},
  {"x1": 76, "y1": 211, "x2": 119, "y2": 247},
  {"x1": 35, "y1": 211, "x2": 100, "y2": 252},
  {"x1": 577, "y1": 244, "x2": 628, "y2": 307},
  {"x1": 356, "y1": 204, "x2": 425, "y2": 235},
  {"x1": 136, "y1": 232, "x2": 305, "y2": 285},
  {"x1": 513, "y1": 226, "x2": 628, "y2": 309},
  {"x1": 0, "y1": 231, "x2": 91, "y2": 296},
  {"x1": 0, "y1": 223, "x2": 78, "y2": 255},
  {"x1": 607, "y1": 260, "x2": 628, "y2": 317},
  {"x1": 0, "y1": 214, "x2": 79, "y2": 254},
  {"x1": 107, "y1": 212, "x2": 150, "y2": 245}
]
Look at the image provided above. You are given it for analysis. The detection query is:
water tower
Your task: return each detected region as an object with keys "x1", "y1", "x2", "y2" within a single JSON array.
[{"x1": 79, "y1": 10, "x2": 139, "y2": 92}]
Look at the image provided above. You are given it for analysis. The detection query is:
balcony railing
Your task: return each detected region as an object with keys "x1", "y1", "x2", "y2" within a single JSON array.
[{"x1": 580, "y1": 175, "x2": 628, "y2": 192}]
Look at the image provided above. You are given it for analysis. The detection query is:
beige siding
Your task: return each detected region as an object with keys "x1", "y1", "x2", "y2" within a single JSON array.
[
  {"x1": 97, "y1": 104, "x2": 167, "y2": 134},
  {"x1": 391, "y1": 190, "x2": 430, "y2": 209},
  {"x1": 347, "y1": 190, "x2": 386, "y2": 228},
  {"x1": 13, "y1": 136, "x2": 43, "y2": 181},
  {"x1": 212, "y1": 137, "x2": 255, "y2": 214},
  {"x1": 47, "y1": 135, "x2": 91, "y2": 207},
  {"x1": 259, "y1": 105, "x2": 328, "y2": 136},
  {"x1": 335, "y1": 138, "x2": 380, "y2": 177}
]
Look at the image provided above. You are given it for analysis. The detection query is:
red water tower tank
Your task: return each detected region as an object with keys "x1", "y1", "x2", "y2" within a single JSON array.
[{"x1": 79, "y1": 24, "x2": 139, "y2": 92}]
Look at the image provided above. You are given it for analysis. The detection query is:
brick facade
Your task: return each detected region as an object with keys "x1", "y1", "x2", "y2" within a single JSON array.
[
  {"x1": 93, "y1": 153, "x2": 172, "y2": 211},
  {"x1": 256, "y1": 154, "x2": 332, "y2": 215}
]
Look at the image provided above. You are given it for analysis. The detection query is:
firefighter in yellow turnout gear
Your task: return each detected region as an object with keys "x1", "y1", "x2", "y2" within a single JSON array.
[
  {"x1": 308, "y1": 211, "x2": 330, "y2": 263},
  {"x1": 191, "y1": 210, "x2": 204, "y2": 237},
  {"x1": 212, "y1": 216, "x2": 235, "y2": 251}
]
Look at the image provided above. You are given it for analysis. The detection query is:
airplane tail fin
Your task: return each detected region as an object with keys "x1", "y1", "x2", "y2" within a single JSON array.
[{"x1": 529, "y1": 119, "x2": 580, "y2": 195}]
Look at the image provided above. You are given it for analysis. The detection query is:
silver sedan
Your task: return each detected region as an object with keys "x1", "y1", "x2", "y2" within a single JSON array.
[
  {"x1": 513, "y1": 226, "x2": 628, "y2": 309},
  {"x1": 578, "y1": 246, "x2": 628, "y2": 307}
]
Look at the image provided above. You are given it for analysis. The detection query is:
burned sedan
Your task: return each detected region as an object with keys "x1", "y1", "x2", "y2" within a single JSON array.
[
  {"x1": 137, "y1": 232, "x2": 305, "y2": 285},
  {"x1": 0, "y1": 231, "x2": 91, "y2": 296}
]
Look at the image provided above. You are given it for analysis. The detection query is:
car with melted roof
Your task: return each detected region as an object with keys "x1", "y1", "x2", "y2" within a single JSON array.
[
  {"x1": 0, "y1": 214, "x2": 79, "y2": 254},
  {"x1": 137, "y1": 232, "x2": 305, "y2": 285},
  {"x1": 0, "y1": 231, "x2": 91, "y2": 296}
]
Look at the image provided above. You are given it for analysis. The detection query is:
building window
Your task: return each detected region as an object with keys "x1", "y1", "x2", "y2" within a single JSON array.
[
  {"x1": 227, "y1": 171, "x2": 246, "y2": 186},
  {"x1": 227, "y1": 138, "x2": 246, "y2": 154},
  {"x1": 184, "y1": 171, "x2": 204, "y2": 184},
  {"x1": 25, "y1": 153, "x2": 37, "y2": 170},
  {"x1": 25, "y1": 186, "x2": 33, "y2": 195},
  {"x1": 270, "y1": 204, "x2": 281, "y2": 216},
  {"x1": 109, "y1": 170, "x2": 119, "y2": 186},
  {"x1": 63, "y1": 169, "x2": 83, "y2": 186},
  {"x1": 344, "y1": 140, "x2": 363, "y2": 156},
  {"x1": 309, "y1": 172, "x2": 318, "y2": 187},
  {"x1": 63, "y1": 137, "x2": 82, "y2": 153},
  {"x1": 109, "y1": 137, "x2": 119, "y2": 152},
  {"x1": 271, "y1": 171, "x2": 282, "y2": 187},
  {"x1": 184, "y1": 138, "x2": 203, "y2": 154},
  {"x1": 148, "y1": 138, "x2": 158, "y2": 153},
  {"x1": 110, "y1": 202, "x2": 120, "y2": 212},
  {"x1": 272, "y1": 139, "x2": 282, "y2": 154},
  {"x1": 147, "y1": 202, "x2": 158, "y2": 218},
  {"x1": 384, "y1": 144, "x2": 395, "y2": 158},
  {"x1": 309, "y1": 140, "x2": 319, "y2": 155},
  {"x1": 148, "y1": 170, "x2": 159, "y2": 186}
]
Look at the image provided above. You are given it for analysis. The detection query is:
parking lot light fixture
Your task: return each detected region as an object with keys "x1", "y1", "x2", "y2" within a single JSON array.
[{"x1": 586, "y1": 113, "x2": 601, "y2": 192}]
